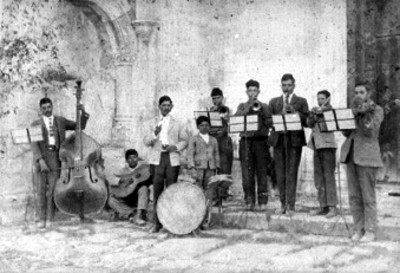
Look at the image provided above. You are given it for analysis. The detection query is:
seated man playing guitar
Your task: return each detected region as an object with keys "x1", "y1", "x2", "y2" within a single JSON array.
[{"x1": 108, "y1": 149, "x2": 151, "y2": 226}]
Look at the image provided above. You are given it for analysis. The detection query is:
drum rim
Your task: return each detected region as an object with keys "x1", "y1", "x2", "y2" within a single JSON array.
[{"x1": 156, "y1": 182, "x2": 207, "y2": 235}]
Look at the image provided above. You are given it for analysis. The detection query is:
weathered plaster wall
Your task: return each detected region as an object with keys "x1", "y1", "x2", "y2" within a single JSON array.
[
  {"x1": 0, "y1": 0, "x2": 116, "y2": 223},
  {"x1": 0, "y1": 0, "x2": 349, "y2": 224}
]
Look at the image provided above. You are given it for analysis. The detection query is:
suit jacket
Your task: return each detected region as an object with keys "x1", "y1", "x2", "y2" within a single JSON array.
[
  {"x1": 187, "y1": 134, "x2": 220, "y2": 169},
  {"x1": 234, "y1": 100, "x2": 271, "y2": 138},
  {"x1": 31, "y1": 113, "x2": 89, "y2": 163},
  {"x1": 340, "y1": 102, "x2": 384, "y2": 167},
  {"x1": 306, "y1": 105, "x2": 337, "y2": 150},
  {"x1": 267, "y1": 94, "x2": 309, "y2": 147},
  {"x1": 143, "y1": 115, "x2": 189, "y2": 167}
]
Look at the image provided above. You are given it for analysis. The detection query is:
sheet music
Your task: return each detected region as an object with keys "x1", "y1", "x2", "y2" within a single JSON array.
[
  {"x1": 272, "y1": 115, "x2": 285, "y2": 131},
  {"x1": 335, "y1": 109, "x2": 356, "y2": 130},
  {"x1": 322, "y1": 111, "x2": 338, "y2": 131},
  {"x1": 11, "y1": 127, "x2": 43, "y2": 144},
  {"x1": 285, "y1": 113, "x2": 302, "y2": 131},
  {"x1": 229, "y1": 116, "x2": 245, "y2": 133},
  {"x1": 209, "y1": 111, "x2": 223, "y2": 127},
  {"x1": 29, "y1": 127, "x2": 43, "y2": 142}
]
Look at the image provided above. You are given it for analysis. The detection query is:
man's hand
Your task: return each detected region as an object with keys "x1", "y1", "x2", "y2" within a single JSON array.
[
  {"x1": 284, "y1": 105, "x2": 295, "y2": 113},
  {"x1": 77, "y1": 104, "x2": 85, "y2": 113},
  {"x1": 166, "y1": 145, "x2": 177, "y2": 152},
  {"x1": 39, "y1": 159, "x2": 50, "y2": 173},
  {"x1": 154, "y1": 125, "x2": 162, "y2": 136}
]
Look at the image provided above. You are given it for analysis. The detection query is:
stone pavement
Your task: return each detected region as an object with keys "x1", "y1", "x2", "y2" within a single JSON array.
[{"x1": 0, "y1": 220, "x2": 399, "y2": 273}]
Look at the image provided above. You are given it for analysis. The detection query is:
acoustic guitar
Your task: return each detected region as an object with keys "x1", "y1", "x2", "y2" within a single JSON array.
[{"x1": 111, "y1": 163, "x2": 151, "y2": 198}]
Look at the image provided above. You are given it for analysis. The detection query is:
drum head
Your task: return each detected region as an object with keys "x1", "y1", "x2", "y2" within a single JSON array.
[{"x1": 157, "y1": 182, "x2": 206, "y2": 235}]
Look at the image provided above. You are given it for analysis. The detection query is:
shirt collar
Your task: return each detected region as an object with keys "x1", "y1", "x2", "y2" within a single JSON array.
[
  {"x1": 282, "y1": 93, "x2": 295, "y2": 100},
  {"x1": 42, "y1": 115, "x2": 54, "y2": 121}
]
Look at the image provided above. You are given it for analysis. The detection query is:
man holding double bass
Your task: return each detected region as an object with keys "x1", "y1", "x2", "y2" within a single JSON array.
[{"x1": 31, "y1": 97, "x2": 89, "y2": 229}]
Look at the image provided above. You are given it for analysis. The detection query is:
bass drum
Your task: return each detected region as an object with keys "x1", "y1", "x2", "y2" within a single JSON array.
[{"x1": 156, "y1": 182, "x2": 206, "y2": 235}]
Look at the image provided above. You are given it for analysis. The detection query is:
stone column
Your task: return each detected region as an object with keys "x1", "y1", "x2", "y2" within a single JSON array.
[
  {"x1": 130, "y1": 20, "x2": 159, "y2": 153},
  {"x1": 112, "y1": 62, "x2": 134, "y2": 147}
]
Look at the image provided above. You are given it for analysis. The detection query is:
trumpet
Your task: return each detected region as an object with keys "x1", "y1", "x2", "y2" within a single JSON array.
[
  {"x1": 250, "y1": 99, "x2": 262, "y2": 112},
  {"x1": 219, "y1": 106, "x2": 230, "y2": 119}
]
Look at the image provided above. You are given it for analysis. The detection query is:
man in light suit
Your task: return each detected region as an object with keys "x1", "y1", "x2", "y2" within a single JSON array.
[
  {"x1": 268, "y1": 74, "x2": 309, "y2": 215},
  {"x1": 143, "y1": 95, "x2": 189, "y2": 233},
  {"x1": 307, "y1": 90, "x2": 338, "y2": 218},
  {"x1": 31, "y1": 97, "x2": 89, "y2": 228},
  {"x1": 341, "y1": 82, "x2": 383, "y2": 242}
]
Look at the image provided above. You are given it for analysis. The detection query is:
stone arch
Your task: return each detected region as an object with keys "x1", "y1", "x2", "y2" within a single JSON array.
[{"x1": 67, "y1": 0, "x2": 136, "y2": 61}]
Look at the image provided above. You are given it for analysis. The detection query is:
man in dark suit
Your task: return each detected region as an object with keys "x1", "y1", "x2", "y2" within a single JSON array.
[
  {"x1": 235, "y1": 79, "x2": 271, "y2": 211},
  {"x1": 340, "y1": 82, "x2": 383, "y2": 242},
  {"x1": 31, "y1": 97, "x2": 89, "y2": 228},
  {"x1": 268, "y1": 74, "x2": 309, "y2": 215}
]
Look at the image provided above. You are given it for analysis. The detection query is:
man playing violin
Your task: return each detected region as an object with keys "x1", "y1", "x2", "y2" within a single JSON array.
[
  {"x1": 235, "y1": 79, "x2": 271, "y2": 211},
  {"x1": 31, "y1": 97, "x2": 89, "y2": 229},
  {"x1": 307, "y1": 90, "x2": 338, "y2": 218},
  {"x1": 108, "y1": 149, "x2": 151, "y2": 226},
  {"x1": 340, "y1": 82, "x2": 384, "y2": 242}
]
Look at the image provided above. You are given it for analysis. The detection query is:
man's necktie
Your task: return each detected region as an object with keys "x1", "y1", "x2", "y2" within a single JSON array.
[
  {"x1": 285, "y1": 94, "x2": 290, "y2": 106},
  {"x1": 49, "y1": 117, "x2": 54, "y2": 138}
]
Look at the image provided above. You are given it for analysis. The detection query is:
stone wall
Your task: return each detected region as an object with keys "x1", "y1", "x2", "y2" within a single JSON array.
[
  {"x1": 0, "y1": 0, "x2": 349, "y2": 224},
  {"x1": 0, "y1": 0, "x2": 119, "y2": 224}
]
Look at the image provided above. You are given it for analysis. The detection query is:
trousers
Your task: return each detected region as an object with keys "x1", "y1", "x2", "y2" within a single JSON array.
[
  {"x1": 273, "y1": 135, "x2": 302, "y2": 209},
  {"x1": 239, "y1": 138, "x2": 269, "y2": 205},
  {"x1": 314, "y1": 148, "x2": 338, "y2": 207},
  {"x1": 36, "y1": 149, "x2": 60, "y2": 222}
]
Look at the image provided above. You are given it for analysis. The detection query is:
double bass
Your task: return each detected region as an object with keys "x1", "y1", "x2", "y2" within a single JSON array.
[{"x1": 54, "y1": 80, "x2": 108, "y2": 221}]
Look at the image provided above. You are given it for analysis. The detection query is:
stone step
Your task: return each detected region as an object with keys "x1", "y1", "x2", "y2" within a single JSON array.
[{"x1": 210, "y1": 209, "x2": 400, "y2": 241}]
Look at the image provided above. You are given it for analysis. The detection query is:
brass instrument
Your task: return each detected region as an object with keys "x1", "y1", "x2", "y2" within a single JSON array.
[
  {"x1": 219, "y1": 106, "x2": 230, "y2": 119},
  {"x1": 250, "y1": 99, "x2": 262, "y2": 112}
]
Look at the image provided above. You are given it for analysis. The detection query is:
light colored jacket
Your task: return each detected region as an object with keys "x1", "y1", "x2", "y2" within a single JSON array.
[
  {"x1": 142, "y1": 115, "x2": 189, "y2": 166},
  {"x1": 306, "y1": 106, "x2": 337, "y2": 150},
  {"x1": 340, "y1": 103, "x2": 384, "y2": 167},
  {"x1": 187, "y1": 134, "x2": 220, "y2": 169}
]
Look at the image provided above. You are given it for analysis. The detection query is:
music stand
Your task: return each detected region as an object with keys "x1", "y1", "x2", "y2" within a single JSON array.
[
  {"x1": 11, "y1": 126, "x2": 43, "y2": 227},
  {"x1": 194, "y1": 111, "x2": 223, "y2": 128},
  {"x1": 271, "y1": 113, "x2": 302, "y2": 235},
  {"x1": 229, "y1": 114, "x2": 267, "y2": 229},
  {"x1": 11, "y1": 127, "x2": 43, "y2": 144},
  {"x1": 314, "y1": 108, "x2": 355, "y2": 238},
  {"x1": 317, "y1": 108, "x2": 356, "y2": 132}
]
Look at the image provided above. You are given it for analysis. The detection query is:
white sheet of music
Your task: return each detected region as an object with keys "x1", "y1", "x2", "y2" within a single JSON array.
[
  {"x1": 209, "y1": 111, "x2": 223, "y2": 127},
  {"x1": 246, "y1": 115, "x2": 258, "y2": 131},
  {"x1": 335, "y1": 109, "x2": 356, "y2": 130},
  {"x1": 229, "y1": 116, "x2": 245, "y2": 133},
  {"x1": 285, "y1": 113, "x2": 302, "y2": 131},
  {"x1": 272, "y1": 115, "x2": 285, "y2": 131},
  {"x1": 323, "y1": 111, "x2": 338, "y2": 131}
]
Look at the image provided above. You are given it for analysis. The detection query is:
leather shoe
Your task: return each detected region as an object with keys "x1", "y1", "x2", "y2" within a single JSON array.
[
  {"x1": 325, "y1": 207, "x2": 337, "y2": 218},
  {"x1": 360, "y1": 231, "x2": 376, "y2": 242},
  {"x1": 36, "y1": 221, "x2": 46, "y2": 229},
  {"x1": 351, "y1": 232, "x2": 363, "y2": 242},
  {"x1": 149, "y1": 225, "x2": 162, "y2": 234},
  {"x1": 310, "y1": 207, "x2": 329, "y2": 216}
]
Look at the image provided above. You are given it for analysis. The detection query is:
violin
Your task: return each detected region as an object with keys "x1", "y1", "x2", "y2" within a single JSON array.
[{"x1": 54, "y1": 80, "x2": 108, "y2": 220}]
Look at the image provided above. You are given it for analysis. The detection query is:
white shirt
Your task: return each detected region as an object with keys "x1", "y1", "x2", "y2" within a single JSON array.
[
  {"x1": 42, "y1": 115, "x2": 55, "y2": 145},
  {"x1": 199, "y1": 133, "x2": 209, "y2": 144},
  {"x1": 157, "y1": 114, "x2": 170, "y2": 145}
]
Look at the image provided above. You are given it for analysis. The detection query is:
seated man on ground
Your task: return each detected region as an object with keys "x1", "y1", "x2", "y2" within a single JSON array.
[{"x1": 108, "y1": 149, "x2": 151, "y2": 226}]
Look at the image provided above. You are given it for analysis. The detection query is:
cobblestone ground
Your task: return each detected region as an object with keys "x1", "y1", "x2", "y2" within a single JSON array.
[{"x1": 0, "y1": 220, "x2": 399, "y2": 273}]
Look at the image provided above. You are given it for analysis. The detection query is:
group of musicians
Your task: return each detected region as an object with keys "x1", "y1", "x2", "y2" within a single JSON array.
[{"x1": 31, "y1": 73, "x2": 386, "y2": 242}]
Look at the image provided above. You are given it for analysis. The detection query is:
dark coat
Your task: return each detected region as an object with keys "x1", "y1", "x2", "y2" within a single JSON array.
[
  {"x1": 267, "y1": 94, "x2": 309, "y2": 147},
  {"x1": 31, "y1": 113, "x2": 89, "y2": 163}
]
